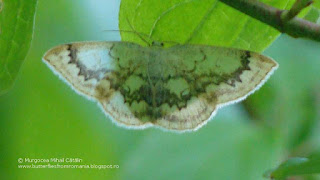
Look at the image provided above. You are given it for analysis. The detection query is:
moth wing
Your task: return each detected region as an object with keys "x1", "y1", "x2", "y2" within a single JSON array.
[
  {"x1": 155, "y1": 96, "x2": 216, "y2": 131},
  {"x1": 43, "y1": 42, "x2": 116, "y2": 98},
  {"x1": 154, "y1": 46, "x2": 278, "y2": 131},
  {"x1": 215, "y1": 52, "x2": 278, "y2": 105},
  {"x1": 43, "y1": 42, "x2": 148, "y2": 128},
  {"x1": 43, "y1": 43, "x2": 278, "y2": 132}
]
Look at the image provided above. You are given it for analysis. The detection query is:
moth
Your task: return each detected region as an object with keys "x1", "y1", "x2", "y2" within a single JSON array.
[{"x1": 43, "y1": 41, "x2": 278, "y2": 132}]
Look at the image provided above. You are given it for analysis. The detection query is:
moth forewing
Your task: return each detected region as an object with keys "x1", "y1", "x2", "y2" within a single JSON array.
[
  {"x1": 43, "y1": 42, "x2": 278, "y2": 132},
  {"x1": 43, "y1": 42, "x2": 120, "y2": 98},
  {"x1": 215, "y1": 52, "x2": 278, "y2": 106}
]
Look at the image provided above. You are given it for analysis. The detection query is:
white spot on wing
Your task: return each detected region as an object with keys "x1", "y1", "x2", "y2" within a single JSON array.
[{"x1": 77, "y1": 48, "x2": 114, "y2": 71}]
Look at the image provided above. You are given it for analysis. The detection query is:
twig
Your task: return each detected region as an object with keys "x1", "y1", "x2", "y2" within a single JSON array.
[
  {"x1": 219, "y1": 0, "x2": 320, "y2": 42},
  {"x1": 281, "y1": 0, "x2": 313, "y2": 22}
]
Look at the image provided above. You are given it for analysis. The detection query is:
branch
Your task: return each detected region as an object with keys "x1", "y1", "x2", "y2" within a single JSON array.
[
  {"x1": 219, "y1": 0, "x2": 320, "y2": 42},
  {"x1": 281, "y1": 0, "x2": 313, "y2": 22}
]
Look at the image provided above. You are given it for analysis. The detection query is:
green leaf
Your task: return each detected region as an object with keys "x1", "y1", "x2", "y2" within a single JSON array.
[
  {"x1": 118, "y1": 2, "x2": 320, "y2": 179},
  {"x1": 312, "y1": 1, "x2": 320, "y2": 9},
  {"x1": 304, "y1": 6, "x2": 320, "y2": 23},
  {"x1": 119, "y1": 0, "x2": 297, "y2": 52},
  {"x1": 0, "y1": 0, "x2": 37, "y2": 95},
  {"x1": 265, "y1": 153, "x2": 320, "y2": 180},
  {"x1": 118, "y1": 0, "x2": 318, "y2": 148}
]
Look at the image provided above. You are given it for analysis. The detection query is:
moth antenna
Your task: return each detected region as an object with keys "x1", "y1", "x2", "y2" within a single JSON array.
[
  {"x1": 103, "y1": 30, "x2": 150, "y2": 39},
  {"x1": 125, "y1": 17, "x2": 151, "y2": 46}
]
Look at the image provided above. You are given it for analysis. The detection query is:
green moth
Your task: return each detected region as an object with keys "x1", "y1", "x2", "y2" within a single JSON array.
[{"x1": 43, "y1": 41, "x2": 278, "y2": 132}]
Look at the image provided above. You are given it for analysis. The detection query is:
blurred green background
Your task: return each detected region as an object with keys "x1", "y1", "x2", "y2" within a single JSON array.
[{"x1": 1, "y1": 0, "x2": 319, "y2": 179}]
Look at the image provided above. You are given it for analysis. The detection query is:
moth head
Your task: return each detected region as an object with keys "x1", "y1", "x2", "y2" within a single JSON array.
[{"x1": 151, "y1": 41, "x2": 165, "y2": 47}]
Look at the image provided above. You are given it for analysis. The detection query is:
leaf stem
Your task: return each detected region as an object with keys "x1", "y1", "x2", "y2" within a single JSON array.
[
  {"x1": 281, "y1": 0, "x2": 313, "y2": 22},
  {"x1": 219, "y1": 0, "x2": 320, "y2": 41}
]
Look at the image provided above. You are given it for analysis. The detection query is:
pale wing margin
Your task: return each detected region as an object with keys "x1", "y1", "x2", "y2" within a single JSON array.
[
  {"x1": 42, "y1": 42, "x2": 115, "y2": 99},
  {"x1": 42, "y1": 41, "x2": 150, "y2": 129},
  {"x1": 215, "y1": 52, "x2": 278, "y2": 105},
  {"x1": 155, "y1": 52, "x2": 278, "y2": 132}
]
